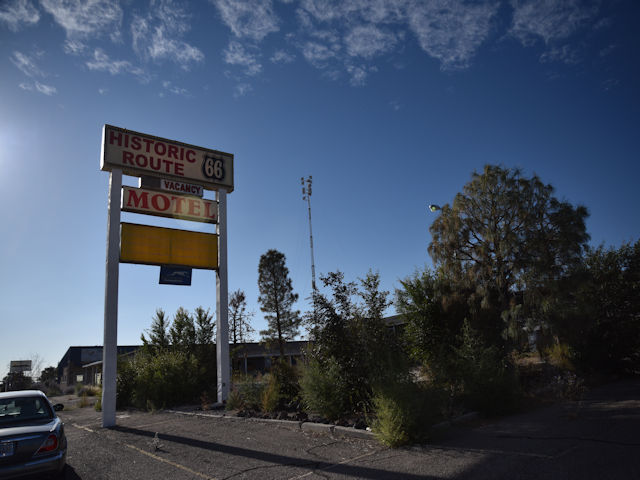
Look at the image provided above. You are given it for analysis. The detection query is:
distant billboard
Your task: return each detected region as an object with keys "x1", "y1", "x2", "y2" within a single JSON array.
[
  {"x1": 9, "y1": 360, "x2": 32, "y2": 373},
  {"x1": 101, "y1": 124, "x2": 234, "y2": 192}
]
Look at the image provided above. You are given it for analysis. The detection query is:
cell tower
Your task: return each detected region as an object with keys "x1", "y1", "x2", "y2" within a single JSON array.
[{"x1": 301, "y1": 176, "x2": 317, "y2": 292}]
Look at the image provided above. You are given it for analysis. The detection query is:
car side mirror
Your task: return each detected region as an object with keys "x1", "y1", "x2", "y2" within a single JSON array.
[{"x1": 53, "y1": 403, "x2": 64, "y2": 411}]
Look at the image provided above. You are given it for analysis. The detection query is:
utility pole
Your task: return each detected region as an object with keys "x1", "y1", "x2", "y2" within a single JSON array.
[{"x1": 301, "y1": 176, "x2": 317, "y2": 293}]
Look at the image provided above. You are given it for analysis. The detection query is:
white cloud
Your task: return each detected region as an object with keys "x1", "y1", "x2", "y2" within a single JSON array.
[
  {"x1": 539, "y1": 44, "x2": 580, "y2": 65},
  {"x1": 132, "y1": 1, "x2": 204, "y2": 69},
  {"x1": 407, "y1": 0, "x2": 499, "y2": 71},
  {"x1": 10, "y1": 51, "x2": 44, "y2": 77},
  {"x1": 86, "y1": 48, "x2": 149, "y2": 81},
  {"x1": 40, "y1": 0, "x2": 122, "y2": 40},
  {"x1": 98, "y1": 87, "x2": 108, "y2": 95},
  {"x1": 162, "y1": 81, "x2": 189, "y2": 96},
  {"x1": 64, "y1": 40, "x2": 87, "y2": 55},
  {"x1": 234, "y1": 82, "x2": 253, "y2": 97},
  {"x1": 295, "y1": 0, "x2": 498, "y2": 78},
  {"x1": 224, "y1": 41, "x2": 262, "y2": 76},
  {"x1": 35, "y1": 81, "x2": 57, "y2": 95},
  {"x1": 19, "y1": 80, "x2": 57, "y2": 95},
  {"x1": 301, "y1": 41, "x2": 336, "y2": 67},
  {"x1": 345, "y1": 24, "x2": 397, "y2": 59},
  {"x1": 212, "y1": 0, "x2": 279, "y2": 41},
  {"x1": 300, "y1": 0, "x2": 405, "y2": 25},
  {"x1": 510, "y1": 0, "x2": 598, "y2": 46},
  {"x1": 345, "y1": 64, "x2": 373, "y2": 86},
  {"x1": 147, "y1": 27, "x2": 204, "y2": 67},
  {"x1": 271, "y1": 50, "x2": 295, "y2": 64},
  {"x1": 0, "y1": 0, "x2": 39, "y2": 31}
]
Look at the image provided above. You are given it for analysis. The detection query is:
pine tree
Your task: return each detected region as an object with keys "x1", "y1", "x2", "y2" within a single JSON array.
[
  {"x1": 428, "y1": 164, "x2": 589, "y2": 350},
  {"x1": 257, "y1": 249, "x2": 301, "y2": 357},
  {"x1": 141, "y1": 308, "x2": 170, "y2": 352},
  {"x1": 169, "y1": 307, "x2": 196, "y2": 352}
]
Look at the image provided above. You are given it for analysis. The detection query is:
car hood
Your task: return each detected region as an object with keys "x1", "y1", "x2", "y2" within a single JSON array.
[{"x1": 0, "y1": 418, "x2": 58, "y2": 438}]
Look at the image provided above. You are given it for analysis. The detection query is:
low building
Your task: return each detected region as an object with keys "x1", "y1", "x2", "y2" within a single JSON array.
[
  {"x1": 57, "y1": 346, "x2": 140, "y2": 389},
  {"x1": 57, "y1": 342, "x2": 309, "y2": 387},
  {"x1": 231, "y1": 341, "x2": 308, "y2": 374}
]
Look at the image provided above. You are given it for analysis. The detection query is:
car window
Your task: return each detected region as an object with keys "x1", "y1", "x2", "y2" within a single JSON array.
[{"x1": 0, "y1": 396, "x2": 53, "y2": 425}]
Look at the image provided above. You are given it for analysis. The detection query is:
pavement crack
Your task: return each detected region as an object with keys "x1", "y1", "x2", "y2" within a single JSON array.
[{"x1": 304, "y1": 441, "x2": 340, "y2": 458}]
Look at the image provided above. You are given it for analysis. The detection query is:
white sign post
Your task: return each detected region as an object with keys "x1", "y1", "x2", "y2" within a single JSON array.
[
  {"x1": 102, "y1": 169, "x2": 121, "y2": 428},
  {"x1": 216, "y1": 189, "x2": 230, "y2": 403}
]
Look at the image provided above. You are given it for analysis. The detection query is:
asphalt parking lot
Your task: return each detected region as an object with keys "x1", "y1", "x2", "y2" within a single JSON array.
[{"x1": 55, "y1": 379, "x2": 640, "y2": 479}]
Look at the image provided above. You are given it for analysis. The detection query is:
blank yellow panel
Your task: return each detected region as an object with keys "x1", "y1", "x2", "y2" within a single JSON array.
[{"x1": 120, "y1": 222, "x2": 218, "y2": 269}]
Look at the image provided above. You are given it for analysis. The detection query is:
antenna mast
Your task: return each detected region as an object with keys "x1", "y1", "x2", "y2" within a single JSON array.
[{"x1": 301, "y1": 176, "x2": 317, "y2": 292}]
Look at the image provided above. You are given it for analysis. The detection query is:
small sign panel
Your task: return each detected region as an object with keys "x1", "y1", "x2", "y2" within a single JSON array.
[
  {"x1": 101, "y1": 124, "x2": 234, "y2": 192},
  {"x1": 160, "y1": 266, "x2": 192, "y2": 285},
  {"x1": 139, "y1": 176, "x2": 204, "y2": 197},
  {"x1": 122, "y1": 186, "x2": 218, "y2": 223},
  {"x1": 120, "y1": 222, "x2": 218, "y2": 269},
  {"x1": 9, "y1": 360, "x2": 32, "y2": 373}
]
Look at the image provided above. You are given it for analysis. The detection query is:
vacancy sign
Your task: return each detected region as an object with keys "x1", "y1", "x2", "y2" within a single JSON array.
[
  {"x1": 120, "y1": 223, "x2": 218, "y2": 269},
  {"x1": 101, "y1": 124, "x2": 234, "y2": 192},
  {"x1": 122, "y1": 186, "x2": 217, "y2": 224}
]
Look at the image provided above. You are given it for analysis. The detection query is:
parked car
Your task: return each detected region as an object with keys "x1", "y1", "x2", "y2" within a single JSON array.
[{"x1": 0, "y1": 390, "x2": 67, "y2": 478}]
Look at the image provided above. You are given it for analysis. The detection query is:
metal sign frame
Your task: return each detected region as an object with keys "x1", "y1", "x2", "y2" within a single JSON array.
[{"x1": 101, "y1": 125, "x2": 232, "y2": 428}]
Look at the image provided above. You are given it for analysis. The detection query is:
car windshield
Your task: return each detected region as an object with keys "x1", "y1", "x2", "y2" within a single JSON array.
[{"x1": 0, "y1": 396, "x2": 53, "y2": 426}]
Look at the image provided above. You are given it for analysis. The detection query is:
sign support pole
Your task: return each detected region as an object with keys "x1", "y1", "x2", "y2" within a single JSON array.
[
  {"x1": 102, "y1": 168, "x2": 121, "y2": 427},
  {"x1": 216, "y1": 189, "x2": 230, "y2": 404}
]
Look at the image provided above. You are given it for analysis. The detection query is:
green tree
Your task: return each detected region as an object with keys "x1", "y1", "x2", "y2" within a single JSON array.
[
  {"x1": 229, "y1": 289, "x2": 254, "y2": 344},
  {"x1": 169, "y1": 307, "x2": 196, "y2": 352},
  {"x1": 303, "y1": 271, "x2": 402, "y2": 419},
  {"x1": 257, "y1": 249, "x2": 301, "y2": 357},
  {"x1": 556, "y1": 240, "x2": 640, "y2": 372},
  {"x1": 39, "y1": 366, "x2": 58, "y2": 386},
  {"x1": 3, "y1": 372, "x2": 32, "y2": 391},
  {"x1": 141, "y1": 308, "x2": 171, "y2": 352},
  {"x1": 428, "y1": 164, "x2": 589, "y2": 351},
  {"x1": 194, "y1": 306, "x2": 215, "y2": 347},
  {"x1": 396, "y1": 268, "x2": 466, "y2": 382}
]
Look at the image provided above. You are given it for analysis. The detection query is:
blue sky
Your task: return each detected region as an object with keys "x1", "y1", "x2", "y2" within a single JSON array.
[{"x1": 1, "y1": 0, "x2": 638, "y2": 379}]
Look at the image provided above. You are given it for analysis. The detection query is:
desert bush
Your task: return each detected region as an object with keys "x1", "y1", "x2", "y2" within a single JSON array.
[
  {"x1": 128, "y1": 350, "x2": 201, "y2": 410},
  {"x1": 371, "y1": 381, "x2": 443, "y2": 447},
  {"x1": 94, "y1": 397, "x2": 102, "y2": 412},
  {"x1": 300, "y1": 357, "x2": 351, "y2": 421},
  {"x1": 231, "y1": 374, "x2": 267, "y2": 411},
  {"x1": 455, "y1": 320, "x2": 520, "y2": 416},
  {"x1": 261, "y1": 374, "x2": 281, "y2": 413},
  {"x1": 116, "y1": 359, "x2": 136, "y2": 409},
  {"x1": 79, "y1": 393, "x2": 89, "y2": 408},
  {"x1": 76, "y1": 385, "x2": 101, "y2": 397},
  {"x1": 225, "y1": 388, "x2": 244, "y2": 410},
  {"x1": 544, "y1": 343, "x2": 575, "y2": 371},
  {"x1": 270, "y1": 360, "x2": 300, "y2": 403},
  {"x1": 45, "y1": 385, "x2": 62, "y2": 397}
]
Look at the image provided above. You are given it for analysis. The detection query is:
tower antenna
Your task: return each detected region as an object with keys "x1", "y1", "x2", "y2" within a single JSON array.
[{"x1": 301, "y1": 176, "x2": 317, "y2": 293}]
